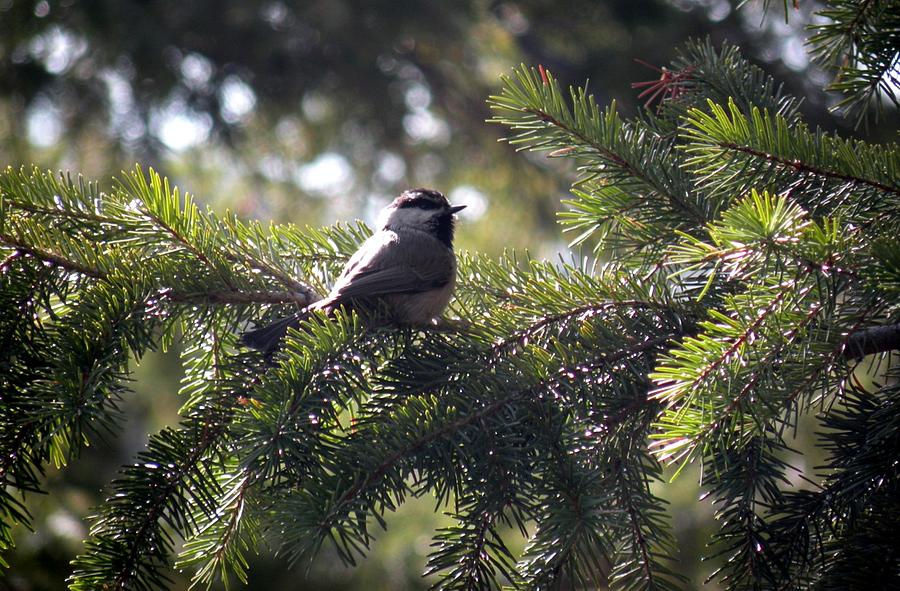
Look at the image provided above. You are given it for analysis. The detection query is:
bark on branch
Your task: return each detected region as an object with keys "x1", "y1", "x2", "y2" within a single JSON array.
[{"x1": 843, "y1": 323, "x2": 900, "y2": 360}]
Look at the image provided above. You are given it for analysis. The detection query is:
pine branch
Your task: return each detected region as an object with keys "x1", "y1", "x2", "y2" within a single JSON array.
[
  {"x1": 702, "y1": 436, "x2": 791, "y2": 589},
  {"x1": 661, "y1": 40, "x2": 803, "y2": 124},
  {"x1": 164, "y1": 288, "x2": 315, "y2": 306},
  {"x1": 5, "y1": 31, "x2": 900, "y2": 590},
  {"x1": 0, "y1": 248, "x2": 23, "y2": 270},
  {"x1": 176, "y1": 471, "x2": 259, "y2": 591},
  {"x1": 652, "y1": 276, "x2": 829, "y2": 468},
  {"x1": 765, "y1": 380, "x2": 900, "y2": 587},
  {"x1": 488, "y1": 65, "x2": 708, "y2": 237},
  {"x1": 223, "y1": 250, "x2": 321, "y2": 301},
  {"x1": 807, "y1": 0, "x2": 900, "y2": 124},
  {"x1": 681, "y1": 99, "x2": 900, "y2": 220},
  {"x1": 843, "y1": 322, "x2": 900, "y2": 359},
  {"x1": 0, "y1": 233, "x2": 106, "y2": 279},
  {"x1": 720, "y1": 142, "x2": 900, "y2": 198},
  {"x1": 489, "y1": 299, "x2": 687, "y2": 358},
  {"x1": 323, "y1": 391, "x2": 523, "y2": 529},
  {"x1": 69, "y1": 411, "x2": 234, "y2": 590},
  {"x1": 428, "y1": 503, "x2": 519, "y2": 591},
  {"x1": 2, "y1": 198, "x2": 126, "y2": 228},
  {"x1": 289, "y1": 329, "x2": 676, "y2": 576},
  {"x1": 516, "y1": 403, "x2": 614, "y2": 590},
  {"x1": 0, "y1": 235, "x2": 316, "y2": 308},
  {"x1": 609, "y1": 458, "x2": 684, "y2": 591}
]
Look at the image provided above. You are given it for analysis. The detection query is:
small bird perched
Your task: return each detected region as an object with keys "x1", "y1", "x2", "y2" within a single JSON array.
[{"x1": 241, "y1": 188, "x2": 466, "y2": 353}]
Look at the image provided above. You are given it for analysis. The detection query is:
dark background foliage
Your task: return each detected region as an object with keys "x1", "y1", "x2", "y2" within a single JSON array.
[{"x1": 2, "y1": 0, "x2": 860, "y2": 234}]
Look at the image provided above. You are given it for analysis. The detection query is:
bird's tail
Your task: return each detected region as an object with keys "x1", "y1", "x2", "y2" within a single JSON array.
[{"x1": 240, "y1": 313, "x2": 303, "y2": 354}]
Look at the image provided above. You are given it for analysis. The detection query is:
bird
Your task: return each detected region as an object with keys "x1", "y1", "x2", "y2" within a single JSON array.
[{"x1": 241, "y1": 188, "x2": 466, "y2": 354}]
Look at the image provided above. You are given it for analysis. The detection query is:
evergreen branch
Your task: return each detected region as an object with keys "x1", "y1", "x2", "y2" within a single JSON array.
[
  {"x1": 0, "y1": 167, "x2": 107, "y2": 224},
  {"x1": 223, "y1": 250, "x2": 321, "y2": 302},
  {"x1": 0, "y1": 233, "x2": 316, "y2": 310},
  {"x1": 621, "y1": 487, "x2": 655, "y2": 586},
  {"x1": 178, "y1": 346, "x2": 258, "y2": 589},
  {"x1": 69, "y1": 316, "x2": 240, "y2": 589},
  {"x1": 774, "y1": 314, "x2": 875, "y2": 417},
  {"x1": 177, "y1": 471, "x2": 258, "y2": 591},
  {"x1": 0, "y1": 233, "x2": 106, "y2": 279},
  {"x1": 428, "y1": 505, "x2": 518, "y2": 591},
  {"x1": 808, "y1": 0, "x2": 878, "y2": 67},
  {"x1": 766, "y1": 381, "x2": 900, "y2": 586},
  {"x1": 655, "y1": 282, "x2": 801, "y2": 408},
  {"x1": 322, "y1": 332, "x2": 676, "y2": 537},
  {"x1": 843, "y1": 322, "x2": 900, "y2": 359},
  {"x1": 0, "y1": 232, "x2": 316, "y2": 309},
  {"x1": 145, "y1": 208, "x2": 217, "y2": 268},
  {"x1": 521, "y1": 106, "x2": 705, "y2": 226},
  {"x1": 807, "y1": 0, "x2": 900, "y2": 123},
  {"x1": 136, "y1": 200, "x2": 239, "y2": 292},
  {"x1": 0, "y1": 423, "x2": 36, "y2": 482},
  {"x1": 605, "y1": 436, "x2": 684, "y2": 591},
  {"x1": 517, "y1": 403, "x2": 615, "y2": 589},
  {"x1": 660, "y1": 40, "x2": 803, "y2": 125},
  {"x1": 651, "y1": 275, "x2": 829, "y2": 470},
  {"x1": 720, "y1": 142, "x2": 900, "y2": 198},
  {"x1": 6, "y1": 33, "x2": 900, "y2": 589},
  {"x1": 0, "y1": 412, "x2": 46, "y2": 555},
  {"x1": 529, "y1": 108, "x2": 624, "y2": 168},
  {"x1": 0, "y1": 248, "x2": 22, "y2": 270},
  {"x1": 232, "y1": 314, "x2": 377, "y2": 489},
  {"x1": 459, "y1": 513, "x2": 501, "y2": 589},
  {"x1": 703, "y1": 436, "x2": 790, "y2": 589},
  {"x1": 681, "y1": 99, "x2": 900, "y2": 218},
  {"x1": 673, "y1": 239, "x2": 861, "y2": 284},
  {"x1": 721, "y1": 300, "x2": 824, "y2": 415},
  {"x1": 489, "y1": 65, "x2": 707, "y2": 229},
  {"x1": 838, "y1": 0, "x2": 876, "y2": 42},
  {"x1": 70, "y1": 416, "x2": 233, "y2": 591},
  {"x1": 490, "y1": 299, "x2": 684, "y2": 358},
  {"x1": 324, "y1": 394, "x2": 518, "y2": 528},
  {"x1": 4, "y1": 198, "x2": 125, "y2": 228},
  {"x1": 200, "y1": 478, "x2": 253, "y2": 587},
  {"x1": 0, "y1": 420, "x2": 47, "y2": 544},
  {"x1": 2, "y1": 272, "x2": 162, "y2": 573},
  {"x1": 163, "y1": 288, "x2": 314, "y2": 306}
]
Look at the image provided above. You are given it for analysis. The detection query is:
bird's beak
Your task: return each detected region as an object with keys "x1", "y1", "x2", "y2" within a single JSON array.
[{"x1": 448, "y1": 204, "x2": 467, "y2": 214}]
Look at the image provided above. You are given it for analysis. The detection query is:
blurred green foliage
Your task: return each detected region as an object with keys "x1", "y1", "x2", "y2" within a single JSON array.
[{"x1": 1, "y1": 0, "x2": 806, "y2": 256}]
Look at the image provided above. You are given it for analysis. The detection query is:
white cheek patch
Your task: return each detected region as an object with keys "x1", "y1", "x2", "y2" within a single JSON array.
[
  {"x1": 384, "y1": 206, "x2": 438, "y2": 229},
  {"x1": 376, "y1": 207, "x2": 395, "y2": 229}
]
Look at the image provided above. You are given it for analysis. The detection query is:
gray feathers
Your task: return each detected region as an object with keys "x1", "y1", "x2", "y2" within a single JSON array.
[{"x1": 241, "y1": 188, "x2": 464, "y2": 353}]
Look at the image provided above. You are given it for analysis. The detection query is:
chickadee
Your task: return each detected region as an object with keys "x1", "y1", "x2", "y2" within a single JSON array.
[{"x1": 241, "y1": 188, "x2": 466, "y2": 353}]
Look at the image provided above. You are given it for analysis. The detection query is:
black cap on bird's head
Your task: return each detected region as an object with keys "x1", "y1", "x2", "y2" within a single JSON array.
[{"x1": 392, "y1": 188, "x2": 466, "y2": 214}]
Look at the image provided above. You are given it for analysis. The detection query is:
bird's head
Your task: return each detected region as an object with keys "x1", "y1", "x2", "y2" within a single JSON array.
[{"x1": 378, "y1": 188, "x2": 466, "y2": 246}]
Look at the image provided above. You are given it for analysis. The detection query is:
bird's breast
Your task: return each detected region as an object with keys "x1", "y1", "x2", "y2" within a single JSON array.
[{"x1": 384, "y1": 275, "x2": 456, "y2": 325}]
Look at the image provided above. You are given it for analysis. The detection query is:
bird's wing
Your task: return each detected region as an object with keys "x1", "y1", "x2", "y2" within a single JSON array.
[{"x1": 325, "y1": 230, "x2": 452, "y2": 302}]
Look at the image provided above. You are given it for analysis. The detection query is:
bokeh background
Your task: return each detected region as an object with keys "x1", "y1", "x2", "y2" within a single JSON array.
[{"x1": 1, "y1": 1, "x2": 891, "y2": 589}]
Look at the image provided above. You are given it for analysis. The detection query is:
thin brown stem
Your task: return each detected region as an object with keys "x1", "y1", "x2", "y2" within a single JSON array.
[
  {"x1": 721, "y1": 142, "x2": 899, "y2": 197},
  {"x1": 524, "y1": 107, "x2": 706, "y2": 224},
  {"x1": 5, "y1": 199, "x2": 123, "y2": 226},
  {"x1": 164, "y1": 288, "x2": 316, "y2": 306},
  {"x1": 323, "y1": 332, "x2": 677, "y2": 526},
  {"x1": 0, "y1": 233, "x2": 106, "y2": 279},
  {"x1": 224, "y1": 250, "x2": 320, "y2": 303},
  {"x1": 490, "y1": 299, "x2": 682, "y2": 358}
]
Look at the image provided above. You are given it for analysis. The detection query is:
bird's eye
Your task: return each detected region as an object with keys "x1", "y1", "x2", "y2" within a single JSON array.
[{"x1": 400, "y1": 198, "x2": 439, "y2": 210}]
